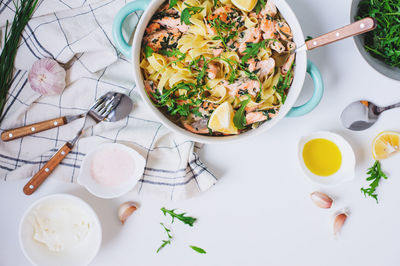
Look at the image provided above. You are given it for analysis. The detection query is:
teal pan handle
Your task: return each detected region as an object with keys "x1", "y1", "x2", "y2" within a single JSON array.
[
  {"x1": 112, "y1": 0, "x2": 150, "y2": 58},
  {"x1": 287, "y1": 60, "x2": 324, "y2": 117}
]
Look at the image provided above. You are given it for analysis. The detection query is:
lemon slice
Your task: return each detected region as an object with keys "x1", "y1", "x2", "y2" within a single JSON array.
[
  {"x1": 208, "y1": 101, "x2": 238, "y2": 134},
  {"x1": 231, "y1": 0, "x2": 257, "y2": 12},
  {"x1": 372, "y1": 131, "x2": 400, "y2": 160}
]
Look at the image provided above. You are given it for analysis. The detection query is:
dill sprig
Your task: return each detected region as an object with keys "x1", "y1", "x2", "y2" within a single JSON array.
[
  {"x1": 0, "y1": 0, "x2": 38, "y2": 123},
  {"x1": 361, "y1": 160, "x2": 388, "y2": 203}
]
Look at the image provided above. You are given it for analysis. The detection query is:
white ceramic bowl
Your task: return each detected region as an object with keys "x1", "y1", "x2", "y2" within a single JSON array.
[
  {"x1": 19, "y1": 194, "x2": 102, "y2": 266},
  {"x1": 298, "y1": 131, "x2": 356, "y2": 186},
  {"x1": 78, "y1": 142, "x2": 145, "y2": 199},
  {"x1": 112, "y1": 0, "x2": 324, "y2": 144}
]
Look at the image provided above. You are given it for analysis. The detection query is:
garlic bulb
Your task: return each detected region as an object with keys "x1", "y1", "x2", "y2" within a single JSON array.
[
  {"x1": 118, "y1": 201, "x2": 137, "y2": 225},
  {"x1": 28, "y1": 58, "x2": 66, "y2": 95},
  {"x1": 310, "y1": 191, "x2": 333, "y2": 209},
  {"x1": 333, "y1": 212, "x2": 347, "y2": 236}
]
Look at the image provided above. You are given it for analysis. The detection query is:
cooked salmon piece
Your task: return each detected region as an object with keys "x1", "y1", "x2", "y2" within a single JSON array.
[
  {"x1": 182, "y1": 116, "x2": 209, "y2": 134},
  {"x1": 270, "y1": 39, "x2": 285, "y2": 53},
  {"x1": 245, "y1": 110, "x2": 277, "y2": 125},
  {"x1": 276, "y1": 21, "x2": 292, "y2": 41},
  {"x1": 143, "y1": 28, "x2": 181, "y2": 52},
  {"x1": 281, "y1": 53, "x2": 295, "y2": 74},
  {"x1": 222, "y1": 77, "x2": 260, "y2": 98},
  {"x1": 239, "y1": 27, "x2": 262, "y2": 53},
  {"x1": 154, "y1": 16, "x2": 189, "y2": 33},
  {"x1": 260, "y1": 1, "x2": 277, "y2": 17},
  {"x1": 146, "y1": 23, "x2": 161, "y2": 34},
  {"x1": 248, "y1": 57, "x2": 275, "y2": 80},
  {"x1": 260, "y1": 18, "x2": 277, "y2": 40}
]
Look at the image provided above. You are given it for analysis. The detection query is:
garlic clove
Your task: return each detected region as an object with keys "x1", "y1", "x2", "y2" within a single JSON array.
[
  {"x1": 333, "y1": 213, "x2": 347, "y2": 236},
  {"x1": 118, "y1": 201, "x2": 137, "y2": 225},
  {"x1": 28, "y1": 58, "x2": 66, "y2": 96},
  {"x1": 310, "y1": 191, "x2": 333, "y2": 209}
]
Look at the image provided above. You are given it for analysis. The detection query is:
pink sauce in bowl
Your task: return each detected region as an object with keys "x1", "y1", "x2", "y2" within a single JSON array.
[
  {"x1": 90, "y1": 147, "x2": 136, "y2": 187},
  {"x1": 78, "y1": 143, "x2": 146, "y2": 199}
]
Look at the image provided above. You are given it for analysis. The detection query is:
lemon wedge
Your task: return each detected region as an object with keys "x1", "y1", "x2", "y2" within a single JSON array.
[
  {"x1": 208, "y1": 101, "x2": 238, "y2": 134},
  {"x1": 231, "y1": 0, "x2": 257, "y2": 12},
  {"x1": 372, "y1": 131, "x2": 400, "y2": 160}
]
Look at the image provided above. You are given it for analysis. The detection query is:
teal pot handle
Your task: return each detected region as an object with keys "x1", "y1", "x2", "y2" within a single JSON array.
[
  {"x1": 287, "y1": 60, "x2": 324, "y2": 117},
  {"x1": 112, "y1": 0, "x2": 150, "y2": 58}
]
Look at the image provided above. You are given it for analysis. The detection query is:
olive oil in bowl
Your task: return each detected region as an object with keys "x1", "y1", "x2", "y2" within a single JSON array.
[
  {"x1": 302, "y1": 138, "x2": 342, "y2": 176},
  {"x1": 298, "y1": 131, "x2": 356, "y2": 186}
]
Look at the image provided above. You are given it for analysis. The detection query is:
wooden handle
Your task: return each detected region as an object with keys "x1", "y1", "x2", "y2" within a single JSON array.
[
  {"x1": 1, "y1": 117, "x2": 67, "y2": 142},
  {"x1": 306, "y1": 17, "x2": 376, "y2": 50},
  {"x1": 23, "y1": 143, "x2": 72, "y2": 195}
]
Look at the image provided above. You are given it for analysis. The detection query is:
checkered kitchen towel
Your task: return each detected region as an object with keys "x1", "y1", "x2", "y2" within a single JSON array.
[{"x1": 0, "y1": 0, "x2": 217, "y2": 200}]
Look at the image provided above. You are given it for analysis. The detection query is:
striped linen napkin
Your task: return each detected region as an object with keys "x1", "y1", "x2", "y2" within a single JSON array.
[{"x1": 0, "y1": 0, "x2": 217, "y2": 200}]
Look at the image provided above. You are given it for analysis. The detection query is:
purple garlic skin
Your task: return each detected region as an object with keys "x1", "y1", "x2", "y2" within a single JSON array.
[{"x1": 28, "y1": 58, "x2": 66, "y2": 96}]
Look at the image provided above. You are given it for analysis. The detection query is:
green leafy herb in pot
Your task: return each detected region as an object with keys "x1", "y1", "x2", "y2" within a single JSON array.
[
  {"x1": 356, "y1": 0, "x2": 400, "y2": 68},
  {"x1": 0, "y1": 0, "x2": 38, "y2": 123}
]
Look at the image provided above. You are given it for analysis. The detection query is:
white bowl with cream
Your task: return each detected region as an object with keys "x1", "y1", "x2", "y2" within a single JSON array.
[
  {"x1": 298, "y1": 131, "x2": 356, "y2": 186},
  {"x1": 78, "y1": 142, "x2": 146, "y2": 199},
  {"x1": 19, "y1": 194, "x2": 102, "y2": 266}
]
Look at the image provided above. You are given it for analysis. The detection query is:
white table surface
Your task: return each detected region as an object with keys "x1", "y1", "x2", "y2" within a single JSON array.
[{"x1": 2, "y1": 0, "x2": 400, "y2": 265}]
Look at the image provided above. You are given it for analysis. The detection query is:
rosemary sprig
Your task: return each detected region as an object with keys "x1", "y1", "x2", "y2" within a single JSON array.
[{"x1": 0, "y1": 0, "x2": 38, "y2": 123}]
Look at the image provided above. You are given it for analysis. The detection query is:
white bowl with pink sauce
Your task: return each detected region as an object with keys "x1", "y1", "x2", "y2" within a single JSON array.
[{"x1": 78, "y1": 143, "x2": 146, "y2": 199}]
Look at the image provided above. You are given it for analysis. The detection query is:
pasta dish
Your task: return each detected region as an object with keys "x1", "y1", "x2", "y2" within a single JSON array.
[{"x1": 140, "y1": 0, "x2": 295, "y2": 135}]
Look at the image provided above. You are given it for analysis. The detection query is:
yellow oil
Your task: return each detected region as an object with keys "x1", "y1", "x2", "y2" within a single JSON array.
[{"x1": 302, "y1": 138, "x2": 342, "y2": 176}]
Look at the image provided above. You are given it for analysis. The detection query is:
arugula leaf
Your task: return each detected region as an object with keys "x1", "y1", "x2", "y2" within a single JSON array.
[
  {"x1": 161, "y1": 207, "x2": 197, "y2": 227},
  {"x1": 253, "y1": 0, "x2": 266, "y2": 15},
  {"x1": 356, "y1": 0, "x2": 400, "y2": 68},
  {"x1": 189, "y1": 245, "x2": 207, "y2": 254},
  {"x1": 169, "y1": 0, "x2": 178, "y2": 8},
  {"x1": 361, "y1": 160, "x2": 388, "y2": 203},
  {"x1": 157, "y1": 223, "x2": 173, "y2": 253},
  {"x1": 213, "y1": 0, "x2": 218, "y2": 7},
  {"x1": 157, "y1": 240, "x2": 171, "y2": 253},
  {"x1": 241, "y1": 40, "x2": 266, "y2": 64},
  {"x1": 159, "y1": 48, "x2": 185, "y2": 59},
  {"x1": 233, "y1": 96, "x2": 251, "y2": 130},
  {"x1": 181, "y1": 3, "x2": 204, "y2": 25},
  {"x1": 144, "y1": 46, "x2": 154, "y2": 58}
]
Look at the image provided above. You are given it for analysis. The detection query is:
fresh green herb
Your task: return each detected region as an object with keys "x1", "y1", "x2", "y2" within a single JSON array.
[
  {"x1": 0, "y1": 0, "x2": 39, "y2": 123},
  {"x1": 305, "y1": 36, "x2": 313, "y2": 41},
  {"x1": 233, "y1": 95, "x2": 251, "y2": 130},
  {"x1": 169, "y1": 0, "x2": 178, "y2": 8},
  {"x1": 273, "y1": 61, "x2": 294, "y2": 104},
  {"x1": 213, "y1": 0, "x2": 218, "y2": 7},
  {"x1": 356, "y1": 0, "x2": 400, "y2": 68},
  {"x1": 161, "y1": 207, "x2": 197, "y2": 227},
  {"x1": 209, "y1": 17, "x2": 234, "y2": 49},
  {"x1": 361, "y1": 160, "x2": 388, "y2": 203},
  {"x1": 157, "y1": 223, "x2": 173, "y2": 253},
  {"x1": 253, "y1": 0, "x2": 266, "y2": 15},
  {"x1": 144, "y1": 46, "x2": 154, "y2": 58},
  {"x1": 189, "y1": 245, "x2": 207, "y2": 254},
  {"x1": 241, "y1": 40, "x2": 266, "y2": 64},
  {"x1": 181, "y1": 3, "x2": 204, "y2": 25},
  {"x1": 159, "y1": 48, "x2": 185, "y2": 59}
]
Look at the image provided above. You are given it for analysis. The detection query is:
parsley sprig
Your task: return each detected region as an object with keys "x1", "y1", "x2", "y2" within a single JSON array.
[
  {"x1": 161, "y1": 207, "x2": 197, "y2": 226},
  {"x1": 253, "y1": 0, "x2": 266, "y2": 14},
  {"x1": 361, "y1": 160, "x2": 388, "y2": 203}
]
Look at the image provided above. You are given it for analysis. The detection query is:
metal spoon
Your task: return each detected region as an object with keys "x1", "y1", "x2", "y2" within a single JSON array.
[
  {"x1": 23, "y1": 92, "x2": 133, "y2": 195},
  {"x1": 341, "y1": 100, "x2": 400, "y2": 131}
]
